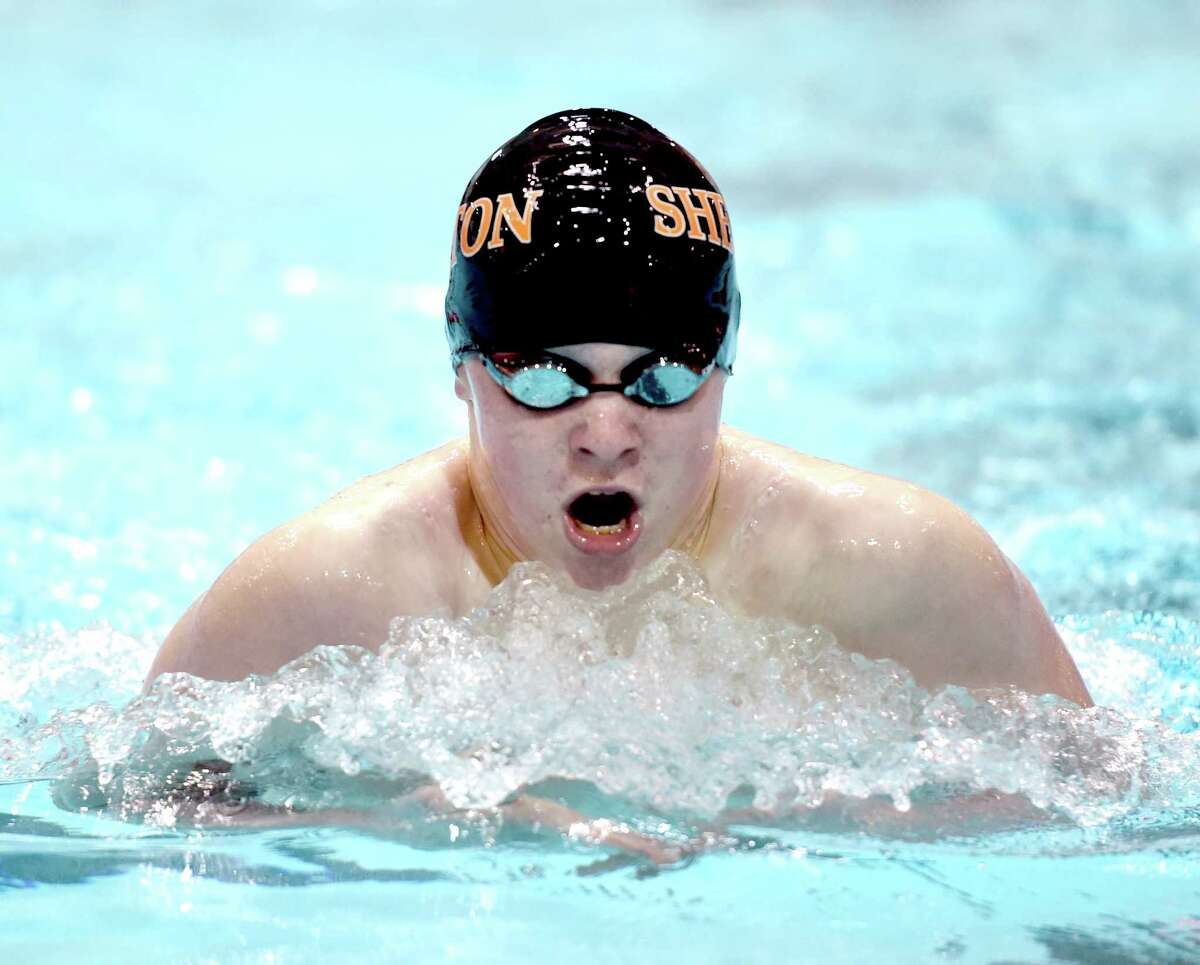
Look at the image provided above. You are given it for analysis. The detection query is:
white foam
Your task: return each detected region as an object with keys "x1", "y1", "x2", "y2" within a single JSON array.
[{"x1": 3, "y1": 554, "x2": 1198, "y2": 833}]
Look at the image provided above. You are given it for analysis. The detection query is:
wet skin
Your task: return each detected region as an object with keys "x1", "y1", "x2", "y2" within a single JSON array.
[
  {"x1": 454, "y1": 343, "x2": 725, "y2": 591},
  {"x1": 144, "y1": 342, "x2": 1092, "y2": 858},
  {"x1": 147, "y1": 342, "x2": 1091, "y2": 706}
]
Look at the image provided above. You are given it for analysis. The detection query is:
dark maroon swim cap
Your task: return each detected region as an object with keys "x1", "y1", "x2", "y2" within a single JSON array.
[{"x1": 444, "y1": 107, "x2": 740, "y2": 372}]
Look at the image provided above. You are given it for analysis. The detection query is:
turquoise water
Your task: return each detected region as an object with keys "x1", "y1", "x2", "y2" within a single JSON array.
[{"x1": 3, "y1": 1, "x2": 1200, "y2": 961}]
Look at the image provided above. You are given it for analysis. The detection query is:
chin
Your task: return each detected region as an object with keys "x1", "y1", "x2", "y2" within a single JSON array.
[{"x1": 562, "y1": 553, "x2": 641, "y2": 591}]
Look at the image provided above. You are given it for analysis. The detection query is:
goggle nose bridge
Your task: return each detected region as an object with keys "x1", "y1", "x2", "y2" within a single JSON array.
[{"x1": 476, "y1": 349, "x2": 710, "y2": 410}]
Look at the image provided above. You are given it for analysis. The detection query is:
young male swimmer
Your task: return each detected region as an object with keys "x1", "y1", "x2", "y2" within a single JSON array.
[
  {"x1": 144, "y1": 108, "x2": 1091, "y2": 854},
  {"x1": 148, "y1": 107, "x2": 1090, "y2": 704}
]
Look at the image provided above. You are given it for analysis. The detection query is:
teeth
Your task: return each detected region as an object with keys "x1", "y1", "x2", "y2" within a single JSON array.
[{"x1": 576, "y1": 518, "x2": 629, "y2": 536}]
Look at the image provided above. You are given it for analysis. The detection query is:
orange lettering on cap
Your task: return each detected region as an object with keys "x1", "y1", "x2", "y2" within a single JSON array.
[
  {"x1": 701, "y1": 190, "x2": 733, "y2": 251},
  {"x1": 672, "y1": 186, "x2": 721, "y2": 244},
  {"x1": 450, "y1": 203, "x2": 467, "y2": 265},
  {"x1": 646, "y1": 184, "x2": 686, "y2": 238},
  {"x1": 488, "y1": 189, "x2": 543, "y2": 248},
  {"x1": 459, "y1": 197, "x2": 494, "y2": 258}
]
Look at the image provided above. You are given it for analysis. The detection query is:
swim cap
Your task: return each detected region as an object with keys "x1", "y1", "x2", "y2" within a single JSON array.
[{"x1": 444, "y1": 107, "x2": 740, "y2": 373}]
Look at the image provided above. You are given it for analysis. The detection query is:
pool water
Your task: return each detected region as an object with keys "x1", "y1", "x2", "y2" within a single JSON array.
[{"x1": 3, "y1": 0, "x2": 1200, "y2": 961}]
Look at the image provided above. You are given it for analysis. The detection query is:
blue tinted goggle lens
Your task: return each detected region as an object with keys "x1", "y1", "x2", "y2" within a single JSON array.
[
  {"x1": 479, "y1": 351, "x2": 713, "y2": 410},
  {"x1": 504, "y1": 360, "x2": 588, "y2": 408},
  {"x1": 629, "y1": 361, "x2": 706, "y2": 406}
]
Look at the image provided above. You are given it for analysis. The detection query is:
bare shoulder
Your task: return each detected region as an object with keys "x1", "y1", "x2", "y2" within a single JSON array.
[
  {"x1": 145, "y1": 440, "x2": 480, "y2": 687},
  {"x1": 712, "y1": 425, "x2": 934, "y2": 571},
  {"x1": 712, "y1": 426, "x2": 942, "y2": 609},
  {"x1": 711, "y1": 427, "x2": 1092, "y2": 705}
]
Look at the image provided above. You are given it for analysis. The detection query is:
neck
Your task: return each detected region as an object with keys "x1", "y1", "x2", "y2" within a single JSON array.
[
  {"x1": 465, "y1": 453, "x2": 527, "y2": 586},
  {"x1": 669, "y1": 438, "x2": 723, "y2": 561}
]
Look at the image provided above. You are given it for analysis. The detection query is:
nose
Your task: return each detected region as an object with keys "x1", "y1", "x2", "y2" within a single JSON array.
[{"x1": 568, "y1": 394, "x2": 642, "y2": 474}]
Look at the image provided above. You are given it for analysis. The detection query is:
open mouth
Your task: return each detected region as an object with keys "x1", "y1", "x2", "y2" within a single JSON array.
[
  {"x1": 567, "y1": 491, "x2": 636, "y2": 535},
  {"x1": 563, "y1": 490, "x2": 643, "y2": 557}
]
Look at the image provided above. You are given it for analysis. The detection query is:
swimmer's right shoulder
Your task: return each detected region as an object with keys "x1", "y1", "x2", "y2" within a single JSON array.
[
  {"x1": 307, "y1": 438, "x2": 471, "y2": 536},
  {"x1": 145, "y1": 440, "x2": 474, "y2": 688}
]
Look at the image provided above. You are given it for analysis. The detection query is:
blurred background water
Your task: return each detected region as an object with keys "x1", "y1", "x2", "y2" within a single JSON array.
[{"x1": 2, "y1": 1, "x2": 1200, "y2": 962}]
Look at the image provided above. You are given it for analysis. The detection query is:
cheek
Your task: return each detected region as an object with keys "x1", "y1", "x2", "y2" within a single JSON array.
[
  {"x1": 474, "y1": 409, "x2": 561, "y2": 515},
  {"x1": 676, "y1": 429, "x2": 718, "y2": 487},
  {"x1": 653, "y1": 390, "x2": 723, "y2": 482}
]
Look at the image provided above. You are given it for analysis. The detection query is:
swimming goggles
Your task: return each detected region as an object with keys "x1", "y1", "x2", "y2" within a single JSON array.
[{"x1": 465, "y1": 347, "x2": 718, "y2": 410}]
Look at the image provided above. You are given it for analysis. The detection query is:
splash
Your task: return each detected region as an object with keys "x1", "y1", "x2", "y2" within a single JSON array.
[{"x1": 2, "y1": 553, "x2": 1198, "y2": 834}]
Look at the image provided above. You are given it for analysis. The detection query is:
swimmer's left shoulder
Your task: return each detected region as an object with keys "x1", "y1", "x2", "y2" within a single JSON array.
[
  {"x1": 715, "y1": 429, "x2": 1090, "y2": 702},
  {"x1": 721, "y1": 427, "x2": 1007, "y2": 599},
  {"x1": 710, "y1": 427, "x2": 936, "y2": 614},
  {"x1": 715, "y1": 425, "x2": 945, "y2": 539},
  {"x1": 717, "y1": 431, "x2": 977, "y2": 596}
]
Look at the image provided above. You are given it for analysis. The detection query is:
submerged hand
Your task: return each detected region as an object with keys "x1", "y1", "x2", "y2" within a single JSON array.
[
  {"x1": 150, "y1": 763, "x2": 695, "y2": 865},
  {"x1": 403, "y1": 783, "x2": 690, "y2": 866}
]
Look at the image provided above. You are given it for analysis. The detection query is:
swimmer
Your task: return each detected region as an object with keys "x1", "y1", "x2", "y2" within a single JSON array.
[{"x1": 144, "y1": 108, "x2": 1092, "y2": 856}]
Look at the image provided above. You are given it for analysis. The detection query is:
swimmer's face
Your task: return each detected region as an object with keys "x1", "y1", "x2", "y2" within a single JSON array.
[{"x1": 456, "y1": 343, "x2": 726, "y2": 589}]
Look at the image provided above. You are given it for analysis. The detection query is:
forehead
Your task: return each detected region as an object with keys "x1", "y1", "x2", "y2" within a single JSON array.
[{"x1": 545, "y1": 343, "x2": 655, "y2": 370}]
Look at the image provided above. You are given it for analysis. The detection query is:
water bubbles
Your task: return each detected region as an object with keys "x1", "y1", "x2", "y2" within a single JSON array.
[{"x1": 3, "y1": 555, "x2": 1199, "y2": 836}]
